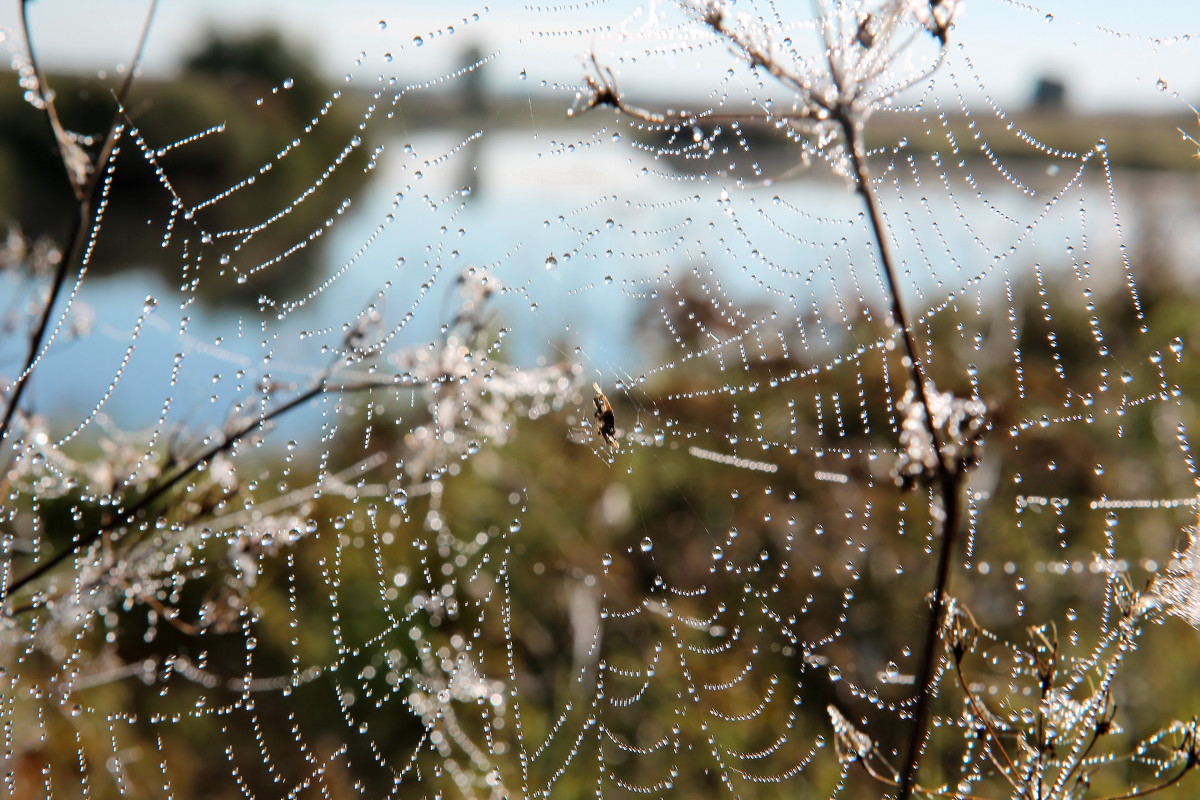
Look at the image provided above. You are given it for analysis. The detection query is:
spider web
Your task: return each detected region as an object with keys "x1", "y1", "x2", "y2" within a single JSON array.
[{"x1": 2, "y1": 2, "x2": 1200, "y2": 799}]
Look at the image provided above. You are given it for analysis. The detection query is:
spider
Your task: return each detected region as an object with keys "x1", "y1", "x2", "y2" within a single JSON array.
[
  {"x1": 568, "y1": 382, "x2": 618, "y2": 449},
  {"x1": 591, "y1": 382, "x2": 618, "y2": 448}
]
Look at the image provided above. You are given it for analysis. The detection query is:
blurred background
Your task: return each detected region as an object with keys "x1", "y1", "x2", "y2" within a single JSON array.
[{"x1": 3, "y1": 3, "x2": 1200, "y2": 799}]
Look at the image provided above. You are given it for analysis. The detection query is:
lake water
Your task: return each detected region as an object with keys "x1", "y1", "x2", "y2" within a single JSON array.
[{"x1": 14, "y1": 122, "x2": 1186, "y2": 443}]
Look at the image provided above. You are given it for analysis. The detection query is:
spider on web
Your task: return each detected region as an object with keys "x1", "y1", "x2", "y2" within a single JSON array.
[{"x1": 568, "y1": 382, "x2": 619, "y2": 449}]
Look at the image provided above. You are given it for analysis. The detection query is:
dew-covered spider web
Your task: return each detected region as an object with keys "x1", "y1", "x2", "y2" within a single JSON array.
[{"x1": 3, "y1": 1, "x2": 1200, "y2": 798}]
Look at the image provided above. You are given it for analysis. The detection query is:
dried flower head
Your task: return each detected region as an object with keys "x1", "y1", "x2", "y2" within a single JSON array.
[
  {"x1": 894, "y1": 382, "x2": 987, "y2": 489},
  {"x1": 390, "y1": 268, "x2": 578, "y2": 481},
  {"x1": 1143, "y1": 531, "x2": 1200, "y2": 629}
]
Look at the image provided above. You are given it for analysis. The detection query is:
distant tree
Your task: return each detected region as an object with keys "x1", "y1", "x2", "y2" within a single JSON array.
[{"x1": 184, "y1": 28, "x2": 322, "y2": 111}]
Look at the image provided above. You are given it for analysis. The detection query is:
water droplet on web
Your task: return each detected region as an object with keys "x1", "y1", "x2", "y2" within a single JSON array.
[
  {"x1": 413, "y1": 36, "x2": 424, "y2": 46},
  {"x1": 545, "y1": 254, "x2": 558, "y2": 270},
  {"x1": 378, "y1": 20, "x2": 387, "y2": 30},
  {"x1": 143, "y1": 296, "x2": 157, "y2": 313},
  {"x1": 639, "y1": 537, "x2": 653, "y2": 553},
  {"x1": 509, "y1": 520, "x2": 521, "y2": 533}
]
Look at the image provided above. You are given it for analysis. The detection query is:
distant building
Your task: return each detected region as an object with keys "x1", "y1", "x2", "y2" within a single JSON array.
[{"x1": 1030, "y1": 75, "x2": 1068, "y2": 111}]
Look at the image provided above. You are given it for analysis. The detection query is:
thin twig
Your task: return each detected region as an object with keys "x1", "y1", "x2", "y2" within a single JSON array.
[
  {"x1": 1, "y1": 375, "x2": 394, "y2": 607},
  {"x1": 1101, "y1": 759, "x2": 1198, "y2": 800},
  {"x1": 8, "y1": 448, "x2": 394, "y2": 617},
  {"x1": 953, "y1": 653, "x2": 1024, "y2": 794},
  {"x1": 1047, "y1": 629, "x2": 1129, "y2": 799},
  {"x1": 0, "y1": 0, "x2": 160, "y2": 446}
]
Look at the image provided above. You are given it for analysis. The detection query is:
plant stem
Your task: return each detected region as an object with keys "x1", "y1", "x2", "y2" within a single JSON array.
[
  {"x1": 1, "y1": 376, "x2": 394, "y2": 607},
  {"x1": 0, "y1": 0, "x2": 159, "y2": 446},
  {"x1": 834, "y1": 108, "x2": 961, "y2": 800}
]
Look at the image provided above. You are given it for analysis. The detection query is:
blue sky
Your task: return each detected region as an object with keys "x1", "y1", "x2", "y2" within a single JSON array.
[{"x1": 2, "y1": 1, "x2": 1197, "y2": 112}]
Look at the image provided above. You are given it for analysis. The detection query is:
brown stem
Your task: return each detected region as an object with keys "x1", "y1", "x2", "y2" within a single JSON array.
[
  {"x1": 953, "y1": 653, "x2": 1024, "y2": 794},
  {"x1": 1, "y1": 376, "x2": 395, "y2": 607},
  {"x1": 1100, "y1": 757, "x2": 1198, "y2": 800},
  {"x1": 1050, "y1": 628, "x2": 1127, "y2": 797},
  {"x1": 586, "y1": 55, "x2": 964, "y2": 800},
  {"x1": 0, "y1": 0, "x2": 159, "y2": 446},
  {"x1": 832, "y1": 107, "x2": 961, "y2": 800},
  {"x1": 849, "y1": 746, "x2": 996, "y2": 800}
]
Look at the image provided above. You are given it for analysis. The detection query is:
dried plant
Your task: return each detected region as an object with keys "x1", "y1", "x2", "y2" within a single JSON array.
[{"x1": 2, "y1": 2, "x2": 1196, "y2": 799}]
